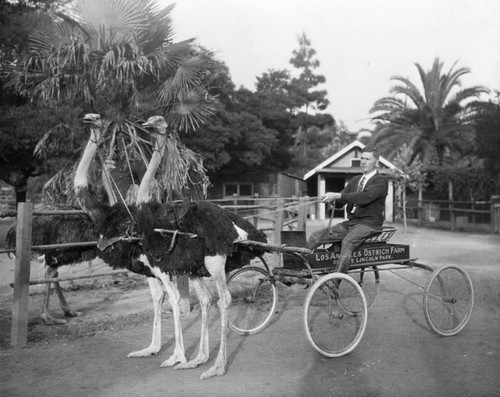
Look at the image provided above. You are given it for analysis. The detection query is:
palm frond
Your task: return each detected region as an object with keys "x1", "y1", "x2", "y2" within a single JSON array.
[
  {"x1": 34, "y1": 123, "x2": 76, "y2": 160},
  {"x1": 158, "y1": 133, "x2": 210, "y2": 201}
]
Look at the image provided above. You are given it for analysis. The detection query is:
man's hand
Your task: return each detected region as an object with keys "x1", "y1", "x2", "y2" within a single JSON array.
[{"x1": 321, "y1": 192, "x2": 341, "y2": 203}]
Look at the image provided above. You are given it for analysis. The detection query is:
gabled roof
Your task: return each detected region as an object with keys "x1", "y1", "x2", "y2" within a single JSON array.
[{"x1": 303, "y1": 140, "x2": 398, "y2": 180}]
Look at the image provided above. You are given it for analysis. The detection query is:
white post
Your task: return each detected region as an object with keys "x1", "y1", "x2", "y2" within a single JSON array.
[
  {"x1": 11, "y1": 203, "x2": 33, "y2": 347},
  {"x1": 385, "y1": 181, "x2": 394, "y2": 222},
  {"x1": 318, "y1": 175, "x2": 326, "y2": 220}
]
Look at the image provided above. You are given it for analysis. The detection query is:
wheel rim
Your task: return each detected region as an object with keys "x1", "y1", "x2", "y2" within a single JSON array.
[
  {"x1": 424, "y1": 265, "x2": 474, "y2": 336},
  {"x1": 227, "y1": 266, "x2": 277, "y2": 334},
  {"x1": 304, "y1": 273, "x2": 367, "y2": 357}
]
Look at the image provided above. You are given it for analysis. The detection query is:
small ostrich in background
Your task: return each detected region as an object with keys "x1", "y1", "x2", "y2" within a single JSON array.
[
  {"x1": 97, "y1": 116, "x2": 267, "y2": 379},
  {"x1": 6, "y1": 205, "x2": 98, "y2": 324}
]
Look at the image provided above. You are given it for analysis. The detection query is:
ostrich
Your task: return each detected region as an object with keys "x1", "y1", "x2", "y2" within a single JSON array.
[
  {"x1": 73, "y1": 113, "x2": 205, "y2": 366},
  {"x1": 5, "y1": 205, "x2": 98, "y2": 325},
  {"x1": 97, "y1": 115, "x2": 267, "y2": 379}
]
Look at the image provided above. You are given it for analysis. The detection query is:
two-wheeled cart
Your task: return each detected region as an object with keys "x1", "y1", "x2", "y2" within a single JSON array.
[{"x1": 229, "y1": 227, "x2": 474, "y2": 357}]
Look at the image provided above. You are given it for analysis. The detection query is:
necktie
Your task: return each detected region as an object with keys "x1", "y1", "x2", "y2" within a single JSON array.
[
  {"x1": 352, "y1": 176, "x2": 366, "y2": 213},
  {"x1": 357, "y1": 176, "x2": 366, "y2": 192}
]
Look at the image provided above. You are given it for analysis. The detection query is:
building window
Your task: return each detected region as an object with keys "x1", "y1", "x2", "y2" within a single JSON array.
[
  {"x1": 351, "y1": 159, "x2": 361, "y2": 167},
  {"x1": 224, "y1": 183, "x2": 253, "y2": 197}
]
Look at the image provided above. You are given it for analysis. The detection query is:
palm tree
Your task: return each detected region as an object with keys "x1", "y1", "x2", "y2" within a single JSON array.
[
  {"x1": 8, "y1": 0, "x2": 216, "y2": 130},
  {"x1": 370, "y1": 57, "x2": 488, "y2": 164},
  {"x1": 8, "y1": 0, "x2": 216, "y2": 201}
]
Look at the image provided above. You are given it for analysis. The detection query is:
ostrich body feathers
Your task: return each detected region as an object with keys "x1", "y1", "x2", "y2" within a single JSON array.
[{"x1": 98, "y1": 200, "x2": 267, "y2": 277}]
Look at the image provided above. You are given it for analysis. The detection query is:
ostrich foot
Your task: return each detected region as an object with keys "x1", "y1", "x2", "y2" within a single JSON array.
[
  {"x1": 127, "y1": 346, "x2": 160, "y2": 358},
  {"x1": 200, "y1": 362, "x2": 226, "y2": 380},
  {"x1": 160, "y1": 352, "x2": 187, "y2": 367},
  {"x1": 41, "y1": 314, "x2": 67, "y2": 325},
  {"x1": 64, "y1": 310, "x2": 83, "y2": 318},
  {"x1": 174, "y1": 353, "x2": 209, "y2": 370}
]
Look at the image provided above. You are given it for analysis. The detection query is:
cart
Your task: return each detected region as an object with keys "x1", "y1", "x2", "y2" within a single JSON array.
[{"x1": 229, "y1": 226, "x2": 474, "y2": 357}]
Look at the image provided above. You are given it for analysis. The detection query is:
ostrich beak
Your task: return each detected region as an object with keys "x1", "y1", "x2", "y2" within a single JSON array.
[{"x1": 83, "y1": 113, "x2": 101, "y2": 124}]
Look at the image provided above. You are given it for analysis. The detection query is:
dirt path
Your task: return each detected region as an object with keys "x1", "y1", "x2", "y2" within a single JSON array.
[{"x1": 1, "y1": 222, "x2": 499, "y2": 396}]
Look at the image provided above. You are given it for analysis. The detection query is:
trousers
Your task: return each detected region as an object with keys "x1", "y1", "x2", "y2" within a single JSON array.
[{"x1": 307, "y1": 220, "x2": 380, "y2": 273}]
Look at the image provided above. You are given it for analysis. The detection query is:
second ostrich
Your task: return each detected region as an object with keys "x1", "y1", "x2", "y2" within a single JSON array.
[{"x1": 97, "y1": 116, "x2": 267, "y2": 379}]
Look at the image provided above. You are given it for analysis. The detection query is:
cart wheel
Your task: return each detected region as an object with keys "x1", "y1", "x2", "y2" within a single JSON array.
[
  {"x1": 423, "y1": 264, "x2": 474, "y2": 336},
  {"x1": 350, "y1": 266, "x2": 380, "y2": 309},
  {"x1": 227, "y1": 266, "x2": 278, "y2": 335},
  {"x1": 304, "y1": 273, "x2": 367, "y2": 357}
]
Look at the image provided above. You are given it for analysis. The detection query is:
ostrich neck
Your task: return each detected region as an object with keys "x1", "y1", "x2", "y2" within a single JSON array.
[
  {"x1": 74, "y1": 127, "x2": 100, "y2": 211},
  {"x1": 136, "y1": 130, "x2": 166, "y2": 205}
]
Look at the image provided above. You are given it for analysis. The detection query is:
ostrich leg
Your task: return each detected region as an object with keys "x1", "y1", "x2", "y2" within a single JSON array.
[
  {"x1": 175, "y1": 277, "x2": 212, "y2": 370},
  {"x1": 200, "y1": 254, "x2": 231, "y2": 380},
  {"x1": 144, "y1": 263, "x2": 188, "y2": 367},
  {"x1": 40, "y1": 267, "x2": 77, "y2": 325},
  {"x1": 53, "y1": 277, "x2": 81, "y2": 318},
  {"x1": 127, "y1": 277, "x2": 165, "y2": 357}
]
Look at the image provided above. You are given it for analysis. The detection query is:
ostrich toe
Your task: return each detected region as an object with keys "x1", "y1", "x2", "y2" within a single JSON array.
[
  {"x1": 200, "y1": 362, "x2": 226, "y2": 380},
  {"x1": 41, "y1": 313, "x2": 67, "y2": 325},
  {"x1": 160, "y1": 352, "x2": 187, "y2": 367}
]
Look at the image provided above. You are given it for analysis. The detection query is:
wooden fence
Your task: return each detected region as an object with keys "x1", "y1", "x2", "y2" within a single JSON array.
[
  {"x1": 402, "y1": 198, "x2": 499, "y2": 233},
  {"x1": 2, "y1": 197, "x2": 315, "y2": 347}
]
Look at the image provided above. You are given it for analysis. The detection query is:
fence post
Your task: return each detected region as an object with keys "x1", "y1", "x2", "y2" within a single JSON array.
[
  {"x1": 448, "y1": 181, "x2": 456, "y2": 231},
  {"x1": 273, "y1": 198, "x2": 284, "y2": 245},
  {"x1": 297, "y1": 197, "x2": 307, "y2": 231},
  {"x1": 253, "y1": 194, "x2": 259, "y2": 228},
  {"x1": 492, "y1": 195, "x2": 500, "y2": 234},
  {"x1": 11, "y1": 202, "x2": 33, "y2": 347},
  {"x1": 177, "y1": 275, "x2": 190, "y2": 314},
  {"x1": 417, "y1": 185, "x2": 423, "y2": 227}
]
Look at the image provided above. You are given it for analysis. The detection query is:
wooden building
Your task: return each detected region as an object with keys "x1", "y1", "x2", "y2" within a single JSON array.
[{"x1": 208, "y1": 172, "x2": 306, "y2": 199}]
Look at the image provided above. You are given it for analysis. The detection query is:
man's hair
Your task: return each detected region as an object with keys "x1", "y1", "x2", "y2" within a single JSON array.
[{"x1": 362, "y1": 145, "x2": 380, "y2": 160}]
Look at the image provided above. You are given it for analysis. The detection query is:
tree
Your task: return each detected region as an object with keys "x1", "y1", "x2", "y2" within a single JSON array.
[
  {"x1": 8, "y1": 0, "x2": 216, "y2": 131},
  {"x1": 289, "y1": 32, "x2": 329, "y2": 113},
  {"x1": 471, "y1": 92, "x2": 500, "y2": 194},
  {"x1": 388, "y1": 144, "x2": 427, "y2": 231},
  {"x1": 0, "y1": 0, "x2": 78, "y2": 201},
  {"x1": 370, "y1": 58, "x2": 487, "y2": 164},
  {"x1": 182, "y1": 58, "x2": 279, "y2": 176},
  {"x1": 4, "y1": 0, "x2": 217, "y2": 202},
  {"x1": 0, "y1": 104, "x2": 85, "y2": 202},
  {"x1": 289, "y1": 32, "x2": 330, "y2": 165}
]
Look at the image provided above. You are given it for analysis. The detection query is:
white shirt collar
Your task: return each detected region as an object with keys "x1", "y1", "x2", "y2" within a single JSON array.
[{"x1": 360, "y1": 169, "x2": 377, "y2": 187}]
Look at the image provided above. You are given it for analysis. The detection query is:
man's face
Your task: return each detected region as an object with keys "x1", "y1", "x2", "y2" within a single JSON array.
[{"x1": 360, "y1": 151, "x2": 378, "y2": 174}]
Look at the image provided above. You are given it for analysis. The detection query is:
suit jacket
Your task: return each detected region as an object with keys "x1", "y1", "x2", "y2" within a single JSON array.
[{"x1": 336, "y1": 172, "x2": 388, "y2": 229}]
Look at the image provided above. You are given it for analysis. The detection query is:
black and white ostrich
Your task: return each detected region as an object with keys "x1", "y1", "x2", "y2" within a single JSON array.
[
  {"x1": 5, "y1": 204, "x2": 98, "y2": 324},
  {"x1": 73, "y1": 113, "x2": 206, "y2": 367},
  {"x1": 96, "y1": 116, "x2": 267, "y2": 379}
]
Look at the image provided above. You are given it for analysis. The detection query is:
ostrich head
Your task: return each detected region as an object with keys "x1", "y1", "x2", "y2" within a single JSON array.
[
  {"x1": 83, "y1": 113, "x2": 104, "y2": 126},
  {"x1": 142, "y1": 116, "x2": 168, "y2": 134},
  {"x1": 82, "y1": 113, "x2": 105, "y2": 143}
]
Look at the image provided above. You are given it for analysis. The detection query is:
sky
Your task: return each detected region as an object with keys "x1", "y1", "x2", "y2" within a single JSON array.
[{"x1": 166, "y1": 0, "x2": 500, "y2": 132}]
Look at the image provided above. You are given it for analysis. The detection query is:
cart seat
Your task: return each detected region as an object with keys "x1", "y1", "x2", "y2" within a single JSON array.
[{"x1": 310, "y1": 226, "x2": 397, "y2": 249}]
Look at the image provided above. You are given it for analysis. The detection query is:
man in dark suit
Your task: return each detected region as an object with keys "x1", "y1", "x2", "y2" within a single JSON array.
[{"x1": 307, "y1": 146, "x2": 389, "y2": 274}]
